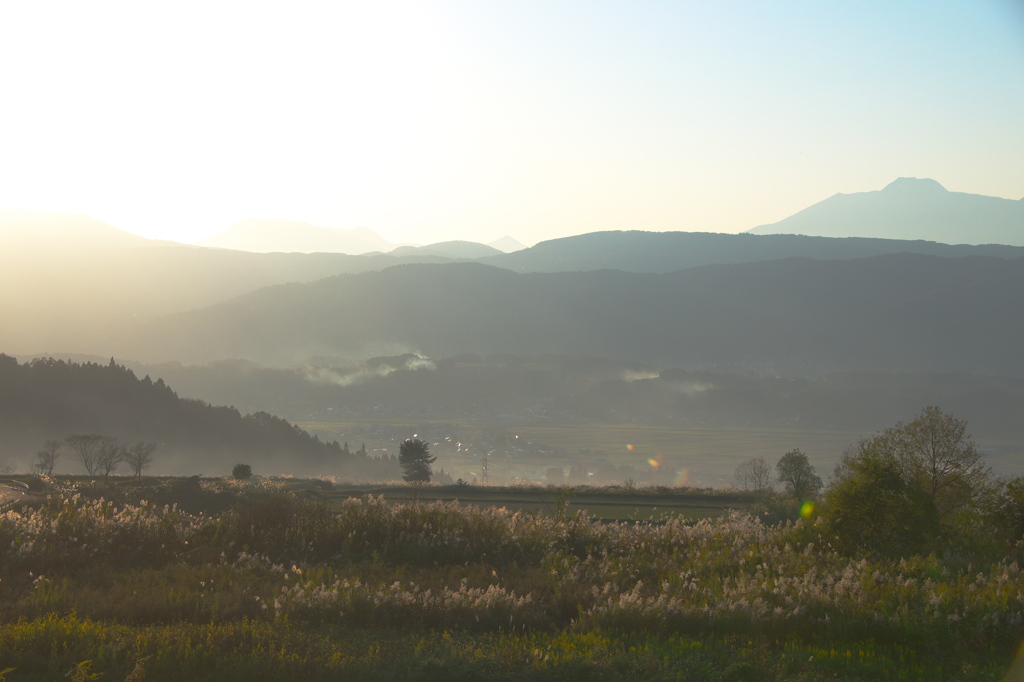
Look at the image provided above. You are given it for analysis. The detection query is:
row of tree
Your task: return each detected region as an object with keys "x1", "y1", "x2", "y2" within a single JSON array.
[
  {"x1": 36, "y1": 436, "x2": 156, "y2": 480},
  {"x1": 734, "y1": 448, "x2": 823, "y2": 499}
]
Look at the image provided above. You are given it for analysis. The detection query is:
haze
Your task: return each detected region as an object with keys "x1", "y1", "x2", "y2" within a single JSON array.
[{"x1": 1, "y1": 0, "x2": 1021, "y2": 247}]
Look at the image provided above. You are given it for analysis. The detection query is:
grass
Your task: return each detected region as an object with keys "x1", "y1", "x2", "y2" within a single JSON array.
[
  {"x1": 0, "y1": 475, "x2": 1021, "y2": 680},
  {"x1": 316, "y1": 483, "x2": 747, "y2": 522},
  {"x1": 0, "y1": 616, "x2": 1012, "y2": 681}
]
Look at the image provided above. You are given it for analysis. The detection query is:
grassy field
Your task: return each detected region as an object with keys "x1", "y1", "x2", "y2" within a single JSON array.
[
  {"x1": 1, "y1": 475, "x2": 1022, "y2": 680},
  {"x1": 316, "y1": 483, "x2": 747, "y2": 522}
]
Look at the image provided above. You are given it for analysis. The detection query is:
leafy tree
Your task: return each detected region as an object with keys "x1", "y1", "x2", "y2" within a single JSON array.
[
  {"x1": 124, "y1": 441, "x2": 156, "y2": 479},
  {"x1": 824, "y1": 407, "x2": 992, "y2": 555},
  {"x1": 988, "y1": 476, "x2": 1024, "y2": 547},
  {"x1": 34, "y1": 440, "x2": 62, "y2": 475},
  {"x1": 233, "y1": 463, "x2": 253, "y2": 480},
  {"x1": 735, "y1": 456, "x2": 773, "y2": 493},
  {"x1": 824, "y1": 449, "x2": 939, "y2": 556},
  {"x1": 776, "y1": 449, "x2": 822, "y2": 500},
  {"x1": 399, "y1": 438, "x2": 435, "y2": 483},
  {"x1": 866, "y1": 405, "x2": 989, "y2": 520},
  {"x1": 65, "y1": 435, "x2": 105, "y2": 476}
]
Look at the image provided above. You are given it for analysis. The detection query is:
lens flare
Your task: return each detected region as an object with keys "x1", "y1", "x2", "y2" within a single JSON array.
[
  {"x1": 800, "y1": 500, "x2": 816, "y2": 519},
  {"x1": 648, "y1": 458, "x2": 660, "y2": 470},
  {"x1": 674, "y1": 467, "x2": 690, "y2": 486},
  {"x1": 626, "y1": 444, "x2": 634, "y2": 451}
]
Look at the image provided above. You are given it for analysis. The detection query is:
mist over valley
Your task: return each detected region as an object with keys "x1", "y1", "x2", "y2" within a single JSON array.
[{"x1": 3, "y1": 180, "x2": 1024, "y2": 483}]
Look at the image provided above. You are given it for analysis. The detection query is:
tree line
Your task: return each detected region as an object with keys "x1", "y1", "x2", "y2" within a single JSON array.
[{"x1": 35, "y1": 436, "x2": 157, "y2": 480}]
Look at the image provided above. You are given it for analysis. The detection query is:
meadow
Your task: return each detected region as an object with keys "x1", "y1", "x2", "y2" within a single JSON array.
[{"x1": 0, "y1": 475, "x2": 1022, "y2": 681}]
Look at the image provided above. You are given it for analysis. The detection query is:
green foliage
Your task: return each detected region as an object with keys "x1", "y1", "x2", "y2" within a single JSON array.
[
  {"x1": 232, "y1": 463, "x2": 253, "y2": 481},
  {"x1": 985, "y1": 475, "x2": 1024, "y2": 551},
  {"x1": 67, "y1": 660, "x2": 101, "y2": 681},
  {"x1": 548, "y1": 486, "x2": 575, "y2": 522},
  {"x1": 857, "y1": 406, "x2": 987, "y2": 519},
  {"x1": 823, "y1": 451, "x2": 940, "y2": 556},
  {"x1": 824, "y1": 407, "x2": 992, "y2": 556},
  {"x1": 398, "y1": 438, "x2": 436, "y2": 483}
]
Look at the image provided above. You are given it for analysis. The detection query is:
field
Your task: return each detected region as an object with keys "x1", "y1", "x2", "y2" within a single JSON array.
[
  {"x1": 298, "y1": 419, "x2": 1024, "y2": 485},
  {"x1": 321, "y1": 483, "x2": 745, "y2": 522},
  {"x1": 1, "y1": 474, "x2": 1022, "y2": 681}
]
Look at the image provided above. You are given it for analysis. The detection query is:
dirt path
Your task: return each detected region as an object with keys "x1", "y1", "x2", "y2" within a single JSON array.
[{"x1": 0, "y1": 483, "x2": 26, "y2": 507}]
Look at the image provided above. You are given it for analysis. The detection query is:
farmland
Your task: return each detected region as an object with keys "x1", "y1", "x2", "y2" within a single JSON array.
[{"x1": 298, "y1": 419, "x2": 1024, "y2": 485}]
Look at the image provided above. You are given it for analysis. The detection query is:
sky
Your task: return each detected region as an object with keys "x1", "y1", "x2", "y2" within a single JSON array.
[{"x1": 1, "y1": 0, "x2": 1021, "y2": 247}]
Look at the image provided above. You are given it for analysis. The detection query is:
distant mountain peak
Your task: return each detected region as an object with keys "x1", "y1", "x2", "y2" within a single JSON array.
[
  {"x1": 882, "y1": 177, "x2": 948, "y2": 194},
  {"x1": 746, "y1": 178, "x2": 1023, "y2": 246},
  {"x1": 487, "y1": 236, "x2": 527, "y2": 253}
]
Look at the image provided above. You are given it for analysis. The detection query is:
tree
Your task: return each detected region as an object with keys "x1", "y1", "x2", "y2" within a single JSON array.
[
  {"x1": 124, "y1": 441, "x2": 156, "y2": 479},
  {"x1": 824, "y1": 407, "x2": 992, "y2": 555},
  {"x1": 776, "y1": 449, "x2": 822, "y2": 500},
  {"x1": 233, "y1": 463, "x2": 253, "y2": 480},
  {"x1": 399, "y1": 438, "x2": 435, "y2": 483},
  {"x1": 734, "y1": 456, "x2": 773, "y2": 493},
  {"x1": 988, "y1": 476, "x2": 1024, "y2": 546},
  {"x1": 65, "y1": 434, "x2": 105, "y2": 476},
  {"x1": 34, "y1": 440, "x2": 62, "y2": 475},
  {"x1": 885, "y1": 405, "x2": 988, "y2": 520},
  {"x1": 824, "y1": 448, "x2": 940, "y2": 556},
  {"x1": 95, "y1": 436, "x2": 125, "y2": 481}
]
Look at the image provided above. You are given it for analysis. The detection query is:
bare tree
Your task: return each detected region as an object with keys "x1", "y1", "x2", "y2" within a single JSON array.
[
  {"x1": 124, "y1": 441, "x2": 156, "y2": 480},
  {"x1": 95, "y1": 437, "x2": 125, "y2": 481},
  {"x1": 35, "y1": 439, "x2": 62, "y2": 475},
  {"x1": 64, "y1": 434, "x2": 105, "y2": 476},
  {"x1": 734, "y1": 456, "x2": 773, "y2": 493}
]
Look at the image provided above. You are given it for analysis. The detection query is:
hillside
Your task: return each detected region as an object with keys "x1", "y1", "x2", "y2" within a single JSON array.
[
  {"x1": 0, "y1": 211, "x2": 454, "y2": 355},
  {"x1": 0, "y1": 355, "x2": 396, "y2": 478},
  {"x1": 747, "y1": 177, "x2": 1024, "y2": 245},
  {"x1": 101, "y1": 354, "x2": 1024, "y2": 440},
  {"x1": 482, "y1": 229, "x2": 1024, "y2": 273},
  {"x1": 6, "y1": 208, "x2": 1024, "y2": 360},
  {"x1": 389, "y1": 240, "x2": 503, "y2": 259},
  {"x1": 114, "y1": 255, "x2": 1024, "y2": 375}
]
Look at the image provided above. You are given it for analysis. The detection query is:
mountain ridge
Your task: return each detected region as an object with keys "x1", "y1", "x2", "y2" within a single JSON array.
[{"x1": 111, "y1": 254, "x2": 1024, "y2": 376}]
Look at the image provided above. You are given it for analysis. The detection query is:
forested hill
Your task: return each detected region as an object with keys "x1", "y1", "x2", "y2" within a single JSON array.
[
  {"x1": 0, "y1": 355, "x2": 391, "y2": 478},
  {"x1": 120, "y1": 254, "x2": 1024, "y2": 375}
]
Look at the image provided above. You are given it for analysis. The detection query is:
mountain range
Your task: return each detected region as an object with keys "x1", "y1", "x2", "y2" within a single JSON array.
[
  {"x1": 197, "y1": 219, "x2": 394, "y2": 254},
  {"x1": 4, "y1": 201, "x2": 1024, "y2": 361},
  {"x1": 196, "y1": 218, "x2": 526, "y2": 255},
  {"x1": 4, "y1": 178, "x2": 1024, "y2": 476},
  {"x1": 113, "y1": 255, "x2": 1024, "y2": 376}
]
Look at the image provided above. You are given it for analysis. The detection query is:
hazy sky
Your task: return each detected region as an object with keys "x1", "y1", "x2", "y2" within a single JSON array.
[{"x1": 1, "y1": 0, "x2": 1021, "y2": 246}]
